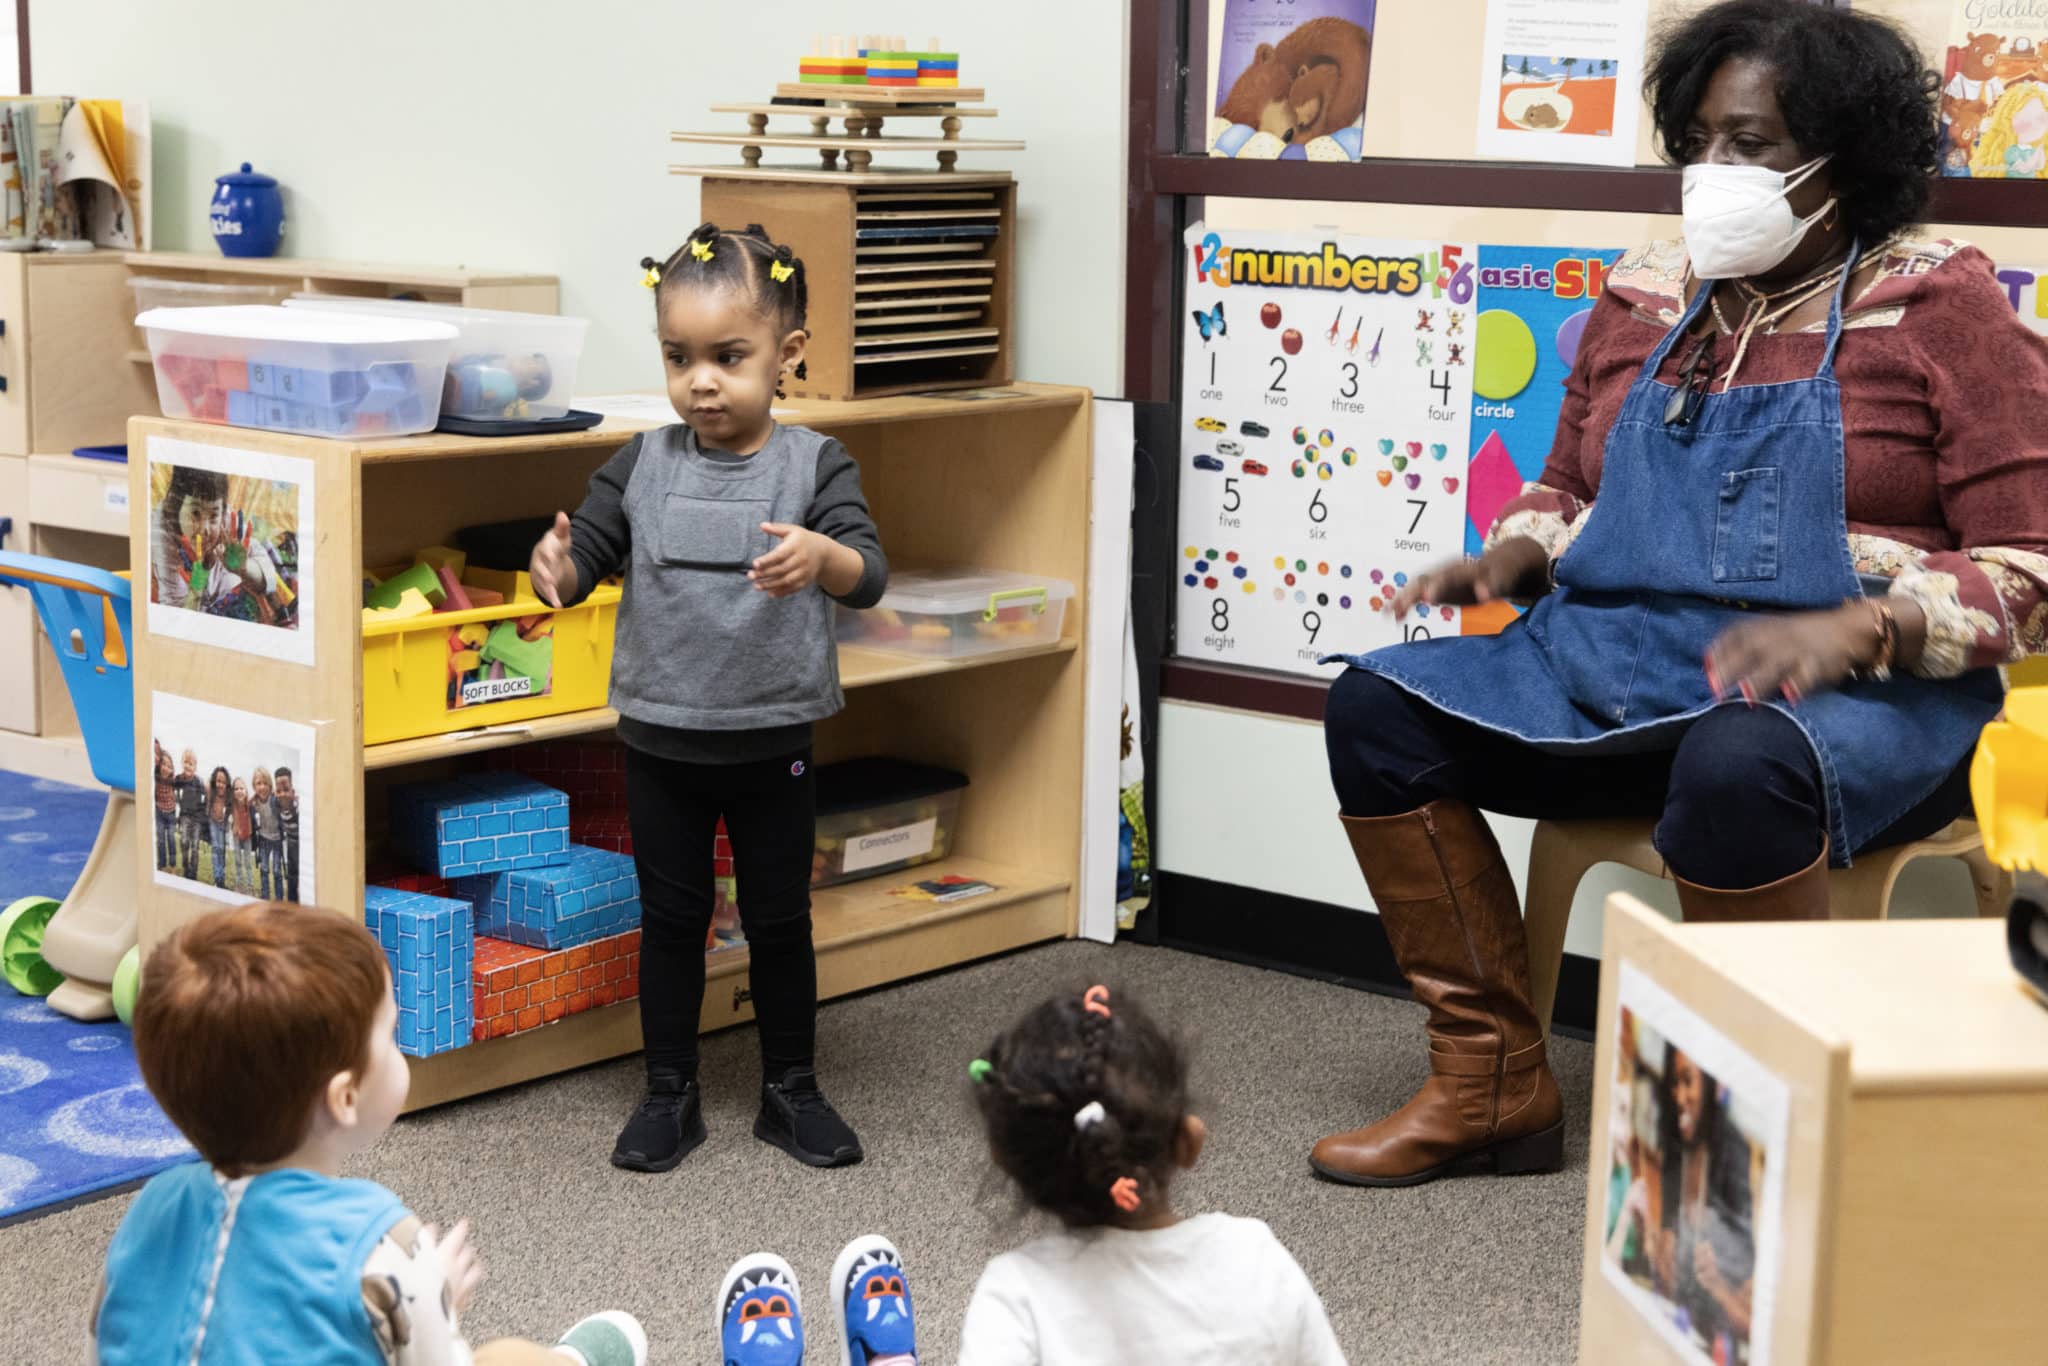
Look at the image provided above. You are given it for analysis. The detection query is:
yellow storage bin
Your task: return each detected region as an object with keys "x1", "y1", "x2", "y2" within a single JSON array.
[{"x1": 361, "y1": 565, "x2": 621, "y2": 746}]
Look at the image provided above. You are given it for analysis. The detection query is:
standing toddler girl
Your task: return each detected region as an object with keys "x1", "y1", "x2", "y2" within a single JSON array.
[{"x1": 530, "y1": 222, "x2": 885, "y2": 1173}]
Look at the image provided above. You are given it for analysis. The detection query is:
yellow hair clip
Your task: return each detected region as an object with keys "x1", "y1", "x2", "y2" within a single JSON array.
[
  {"x1": 689, "y1": 238, "x2": 715, "y2": 262},
  {"x1": 770, "y1": 260, "x2": 795, "y2": 284},
  {"x1": 640, "y1": 265, "x2": 660, "y2": 289}
]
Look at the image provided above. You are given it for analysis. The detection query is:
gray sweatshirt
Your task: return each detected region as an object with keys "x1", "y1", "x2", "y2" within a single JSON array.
[{"x1": 565, "y1": 423, "x2": 886, "y2": 761}]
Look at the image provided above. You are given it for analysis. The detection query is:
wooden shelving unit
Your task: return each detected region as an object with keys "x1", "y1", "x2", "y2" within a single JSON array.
[
  {"x1": 0, "y1": 251, "x2": 560, "y2": 780},
  {"x1": 128, "y1": 382, "x2": 1093, "y2": 1111}
]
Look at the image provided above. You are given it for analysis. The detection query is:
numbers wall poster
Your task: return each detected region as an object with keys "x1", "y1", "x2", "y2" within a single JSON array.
[
  {"x1": 1178, "y1": 224, "x2": 1476, "y2": 680},
  {"x1": 1465, "y1": 245, "x2": 1625, "y2": 557}
]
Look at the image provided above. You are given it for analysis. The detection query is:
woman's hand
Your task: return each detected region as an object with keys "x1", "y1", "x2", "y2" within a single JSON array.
[
  {"x1": 1387, "y1": 535, "x2": 1550, "y2": 618},
  {"x1": 1705, "y1": 598, "x2": 1925, "y2": 704},
  {"x1": 528, "y1": 512, "x2": 577, "y2": 609}
]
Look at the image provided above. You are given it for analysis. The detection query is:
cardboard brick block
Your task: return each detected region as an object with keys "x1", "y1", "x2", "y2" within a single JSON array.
[
  {"x1": 388, "y1": 771, "x2": 572, "y2": 878},
  {"x1": 470, "y1": 928, "x2": 643, "y2": 1043},
  {"x1": 366, "y1": 884, "x2": 475, "y2": 1058},
  {"x1": 453, "y1": 843, "x2": 639, "y2": 950}
]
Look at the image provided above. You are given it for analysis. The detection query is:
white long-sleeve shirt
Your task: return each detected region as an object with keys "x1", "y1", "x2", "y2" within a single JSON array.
[{"x1": 957, "y1": 1213, "x2": 1349, "y2": 1366}]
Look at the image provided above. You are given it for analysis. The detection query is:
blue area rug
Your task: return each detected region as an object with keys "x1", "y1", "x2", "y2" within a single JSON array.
[{"x1": 0, "y1": 770, "x2": 190, "y2": 1224}]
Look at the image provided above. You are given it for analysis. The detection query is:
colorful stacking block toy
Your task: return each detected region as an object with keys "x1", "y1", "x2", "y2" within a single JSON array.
[
  {"x1": 471, "y1": 928, "x2": 642, "y2": 1042},
  {"x1": 454, "y1": 843, "x2": 641, "y2": 951},
  {"x1": 366, "y1": 884, "x2": 476, "y2": 1058},
  {"x1": 388, "y1": 771, "x2": 572, "y2": 878}
]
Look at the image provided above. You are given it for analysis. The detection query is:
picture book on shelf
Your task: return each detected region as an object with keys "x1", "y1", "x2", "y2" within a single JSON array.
[
  {"x1": 0, "y1": 95, "x2": 150, "y2": 247},
  {"x1": 1209, "y1": 0, "x2": 1375, "y2": 164},
  {"x1": 1937, "y1": 6, "x2": 2048, "y2": 178}
]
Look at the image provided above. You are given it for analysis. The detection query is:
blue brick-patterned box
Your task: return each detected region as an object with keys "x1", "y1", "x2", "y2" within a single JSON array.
[
  {"x1": 388, "y1": 771, "x2": 572, "y2": 878},
  {"x1": 366, "y1": 884, "x2": 475, "y2": 1057},
  {"x1": 453, "y1": 843, "x2": 641, "y2": 950}
]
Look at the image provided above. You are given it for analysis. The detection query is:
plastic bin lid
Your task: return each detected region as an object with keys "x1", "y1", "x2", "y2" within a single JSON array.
[
  {"x1": 815, "y1": 758, "x2": 968, "y2": 815},
  {"x1": 285, "y1": 294, "x2": 591, "y2": 335},
  {"x1": 135, "y1": 304, "x2": 460, "y2": 344},
  {"x1": 874, "y1": 567, "x2": 1076, "y2": 616},
  {"x1": 129, "y1": 275, "x2": 290, "y2": 294}
]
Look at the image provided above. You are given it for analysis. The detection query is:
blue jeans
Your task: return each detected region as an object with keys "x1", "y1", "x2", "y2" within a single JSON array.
[
  {"x1": 256, "y1": 838, "x2": 284, "y2": 900},
  {"x1": 209, "y1": 820, "x2": 229, "y2": 887},
  {"x1": 154, "y1": 811, "x2": 176, "y2": 872},
  {"x1": 1324, "y1": 670, "x2": 1972, "y2": 888}
]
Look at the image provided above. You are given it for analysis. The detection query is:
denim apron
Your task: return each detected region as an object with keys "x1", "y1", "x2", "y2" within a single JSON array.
[{"x1": 1341, "y1": 244, "x2": 2002, "y2": 865}]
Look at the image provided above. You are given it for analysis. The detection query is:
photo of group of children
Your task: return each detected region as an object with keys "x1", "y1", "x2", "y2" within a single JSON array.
[
  {"x1": 146, "y1": 435, "x2": 316, "y2": 665},
  {"x1": 149, "y1": 692, "x2": 315, "y2": 906},
  {"x1": 1602, "y1": 970, "x2": 1789, "y2": 1366}
]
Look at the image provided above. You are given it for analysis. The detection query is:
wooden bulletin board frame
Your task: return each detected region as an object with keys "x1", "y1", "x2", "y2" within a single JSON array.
[{"x1": 1580, "y1": 894, "x2": 1850, "y2": 1366}]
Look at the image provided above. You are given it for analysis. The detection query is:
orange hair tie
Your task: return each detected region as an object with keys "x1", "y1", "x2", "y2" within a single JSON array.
[
  {"x1": 1109, "y1": 1177, "x2": 1141, "y2": 1213},
  {"x1": 1083, "y1": 985, "x2": 1111, "y2": 1018}
]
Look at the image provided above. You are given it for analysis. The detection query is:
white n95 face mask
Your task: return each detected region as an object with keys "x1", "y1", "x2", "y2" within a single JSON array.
[{"x1": 1681, "y1": 155, "x2": 1836, "y2": 280}]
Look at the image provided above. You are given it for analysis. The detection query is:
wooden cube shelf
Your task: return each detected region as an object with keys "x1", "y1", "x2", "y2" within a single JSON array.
[{"x1": 697, "y1": 175, "x2": 1015, "y2": 401}]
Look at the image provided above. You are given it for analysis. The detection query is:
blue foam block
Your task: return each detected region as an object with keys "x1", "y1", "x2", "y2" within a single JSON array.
[
  {"x1": 452, "y1": 843, "x2": 640, "y2": 950},
  {"x1": 366, "y1": 884, "x2": 475, "y2": 1057}
]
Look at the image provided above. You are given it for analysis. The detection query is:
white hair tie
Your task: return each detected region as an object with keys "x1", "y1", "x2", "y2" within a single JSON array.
[{"x1": 1073, "y1": 1101, "x2": 1107, "y2": 1131}]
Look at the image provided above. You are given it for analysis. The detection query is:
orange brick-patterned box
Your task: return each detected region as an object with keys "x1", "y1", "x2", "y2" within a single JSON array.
[{"x1": 472, "y1": 927, "x2": 641, "y2": 1043}]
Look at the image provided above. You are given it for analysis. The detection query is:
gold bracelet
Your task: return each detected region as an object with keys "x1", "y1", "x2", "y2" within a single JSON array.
[{"x1": 1853, "y1": 598, "x2": 1898, "y2": 682}]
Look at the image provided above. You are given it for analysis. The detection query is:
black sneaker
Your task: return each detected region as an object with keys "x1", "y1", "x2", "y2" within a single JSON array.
[
  {"x1": 754, "y1": 1069, "x2": 863, "y2": 1168},
  {"x1": 610, "y1": 1070, "x2": 706, "y2": 1172}
]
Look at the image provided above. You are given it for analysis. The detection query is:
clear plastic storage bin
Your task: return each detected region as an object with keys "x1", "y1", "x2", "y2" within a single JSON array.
[
  {"x1": 129, "y1": 276, "x2": 294, "y2": 313},
  {"x1": 811, "y1": 759, "x2": 968, "y2": 888},
  {"x1": 137, "y1": 305, "x2": 457, "y2": 439},
  {"x1": 837, "y1": 567, "x2": 1076, "y2": 658},
  {"x1": 284, "y1": 296, "x2": 589, "y2": 420}
]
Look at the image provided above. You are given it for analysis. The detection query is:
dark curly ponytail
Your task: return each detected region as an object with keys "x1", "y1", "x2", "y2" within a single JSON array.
[{"x1": 971, "y1": 984, "x2": 1191, "y2": 1228}]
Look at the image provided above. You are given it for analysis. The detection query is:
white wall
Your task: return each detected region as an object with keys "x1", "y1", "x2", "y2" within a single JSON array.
[{"x1": 29, "y1": 0, "x2": 1128, "y2": 397}]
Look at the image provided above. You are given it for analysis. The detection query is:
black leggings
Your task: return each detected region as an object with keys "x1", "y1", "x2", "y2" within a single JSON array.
[
  {"x1": 626, "y1": 745, "x2": 817, "y2": 1081},
  {"x1": 1324, "y1": 669, "x2": 1972, "y2": 887}
]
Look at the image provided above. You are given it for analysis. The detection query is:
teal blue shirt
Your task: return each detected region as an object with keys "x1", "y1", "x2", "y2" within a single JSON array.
[{"x1": 98, "y1": 1162, "x2": 405, "y2": 1365}]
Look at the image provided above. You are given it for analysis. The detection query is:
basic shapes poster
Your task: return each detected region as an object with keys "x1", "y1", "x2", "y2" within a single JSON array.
[
  {"x1": 1937, "y1": 6, "x2": 2048, "y2": 178},
  {"x1": 1465, "y1": 244, "x2": 1624, "y2": 555},
  {"x1": 1992, "y1": 260, "x2": 2048, "y2": 335},
  {"x1": 1210, "y1": 0, "x2": 1376, "y2": 163},
  {"x1": 1178, "y1": 224, "x2": 1476, "y2": 679}
]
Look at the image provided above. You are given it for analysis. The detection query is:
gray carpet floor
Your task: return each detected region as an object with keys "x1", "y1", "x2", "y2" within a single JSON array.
[{"x1": 0, "y1": 941, "x2": 1593, "y2": 1364}]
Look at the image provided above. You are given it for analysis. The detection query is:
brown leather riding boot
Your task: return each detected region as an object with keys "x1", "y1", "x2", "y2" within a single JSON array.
[
  {"x1": 1675, "y1": 842, "x2": 1830, "y2": 922},
  {"x1": 1309, "y1": 800, "x2": 1564, "y2": 1187}
]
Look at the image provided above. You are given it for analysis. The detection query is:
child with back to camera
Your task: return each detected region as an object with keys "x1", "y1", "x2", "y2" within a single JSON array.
[
  {"x1": 528, "y1": 222, "x2": 887, "y2": 1174},
  {"x1": 960, "y1": 985, "x2": 1349, "y2": 1365},
  {"x1": 91, "y1": 902, "x2": 645, "y2": 1366}
]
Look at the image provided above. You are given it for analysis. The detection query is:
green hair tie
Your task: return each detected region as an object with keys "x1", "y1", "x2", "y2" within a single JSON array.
[{"x1": 968, "y1": 1058, "x2": 994, "y2": 1085}]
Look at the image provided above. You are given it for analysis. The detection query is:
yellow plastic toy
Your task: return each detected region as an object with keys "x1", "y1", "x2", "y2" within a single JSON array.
[{"x1": 1970, "y1": 686, "x2": 2048, "y2": 871}]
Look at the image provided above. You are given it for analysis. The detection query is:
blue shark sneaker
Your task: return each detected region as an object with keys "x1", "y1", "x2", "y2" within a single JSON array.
[
  {"x1": 718, "y1": 1253, "x2": 804, "y2": 1366},
  {"x1": 830, "y1": 1235, "x2": 918, "y2": 1366}
]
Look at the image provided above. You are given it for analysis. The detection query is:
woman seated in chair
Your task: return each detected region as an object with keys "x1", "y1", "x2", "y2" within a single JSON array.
[{"x1": 1313, "y1": 0, "x2": 2048, "y2": 1188}]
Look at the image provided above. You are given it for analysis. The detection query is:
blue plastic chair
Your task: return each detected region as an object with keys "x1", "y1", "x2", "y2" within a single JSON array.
[{"x1": 0, "y1": 550, "x2": 137, "y2": 1019}]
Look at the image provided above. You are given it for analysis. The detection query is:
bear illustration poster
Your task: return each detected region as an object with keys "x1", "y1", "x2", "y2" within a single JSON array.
[
  {"x1": 1937, "y1": 4, "x2": 2048, "y2": 178},
  {"x1": 1475, "y1": 0, "x2": 1647, "y2": 167},
  {"x1": 1210, "y1": 1, "x2": 1375, "y2": 163}
]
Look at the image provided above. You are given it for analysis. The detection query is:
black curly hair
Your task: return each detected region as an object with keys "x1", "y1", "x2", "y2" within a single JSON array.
[
  {"x1": 1647, "y1": 0, "x2": 1940, "y2": 249},
  {"x1": 972, "y1": 984, "x2": 1190, "y2": 1228},
  {"x1": 641, "y1": 221, "x2": 809, "y2": 382}
]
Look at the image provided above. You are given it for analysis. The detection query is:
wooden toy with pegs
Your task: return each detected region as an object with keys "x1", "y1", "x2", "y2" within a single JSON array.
[{"x1": 670, "y1": 36, "x2": 1011, "y2": 178}]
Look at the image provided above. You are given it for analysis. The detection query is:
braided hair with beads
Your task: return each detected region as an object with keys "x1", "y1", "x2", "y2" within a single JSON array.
[
  {"x1": 639, "y1": 222, "x2": 811, "y2": 396},
  {"x1": 970, "y1": 984, "x2": 1191, "y2": 1227}
]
